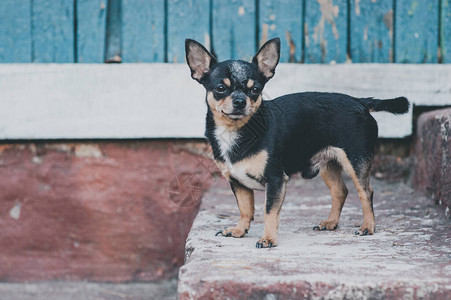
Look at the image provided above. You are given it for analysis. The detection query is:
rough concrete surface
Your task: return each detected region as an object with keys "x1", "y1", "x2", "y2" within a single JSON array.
[
  {"x1": 179, "y1": 176, "x2": 451, "y2": 299},
  {"x1": 0, "y1": 141, "x2": 215, "y2": 282},
  {"x1": 0, "y1": 279, "x2": 177, "y2": 300},
  {"x1": 414, "y1": 108, "x2": 451, "y2": 213}
]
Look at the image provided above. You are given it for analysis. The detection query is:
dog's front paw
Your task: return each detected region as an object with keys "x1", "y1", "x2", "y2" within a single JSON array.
[
  {"x1": 354, "y1": 222, "x2": 375, "y2": 236},
  {"x1": 313, "y1": 219, "x2": 339, "y2": 231},
  {"x1": 215, "y1": 227, "x2": 248, "y2": 238},
  {"x1": 255, "y1": 236, "x2": 277, "y2": 248}
]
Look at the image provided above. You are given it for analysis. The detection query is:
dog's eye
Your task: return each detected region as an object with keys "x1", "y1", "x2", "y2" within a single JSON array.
[
  {"x1": 214, "y1": 85, "x2": 226, "y2": 93},
  {"x1": 251, "y1": 87, "x2": 260, "y2": 94}
]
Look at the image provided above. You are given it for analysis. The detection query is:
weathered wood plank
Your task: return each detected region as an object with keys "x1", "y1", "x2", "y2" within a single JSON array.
[
  {"x1": 2, "y1": 64, "x2": 451, "y2": 139},
  {"x1": 167, "y1": 0, "x2": 210, "y2": 63},
  {"x1": 441, "y1": 0, "x2": 451, "y2": 63},
  {"x1": 31, "y1": 0, "x2": 74, "y2": 62},
  {"x1": 104, "y1": 0, "x2": 122, "y2": 62},
  {"x1": 122, "y1": 0, "x2": 165, "y2": 62},
  {"x1": 350, "y1": 0, "x2": 393, "y2": 62},
  {"x1": 212, "y1": 0, "x2": 256, "y2": 61},
  {"x1": 395, "y1": 0, "x2": 439, "y2": 63},
  {"x1": 76, "y1": 0, "x2": 108, "y2": 63},
  {"x1": 259, "y1": 0, "x2": 303, "y2": 63},
  {"x1": 304, "y1": 0, "x2": 348, "y2": 63},
  {"x1": 0, "y1": 0, "x2": 32, "y2": 62}
]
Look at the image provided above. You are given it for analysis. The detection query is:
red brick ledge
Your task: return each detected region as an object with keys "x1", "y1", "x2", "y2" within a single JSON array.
[
  {"x1": 0, "y1": 140, "x2": 216, "y2": 282},
  {"x1": 414, "y1": 108, "x2": 451, "y2": 216}
]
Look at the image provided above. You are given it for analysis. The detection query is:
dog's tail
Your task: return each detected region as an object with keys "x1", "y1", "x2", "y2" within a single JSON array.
[{"x1": 358, "y1": 97, "x2": 409, "y2": 115}]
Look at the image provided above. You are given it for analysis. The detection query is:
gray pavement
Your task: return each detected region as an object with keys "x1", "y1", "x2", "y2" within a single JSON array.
[
  {"x1": 0, "y1": 280, "x2": 177, "y2": 300},
  {"x1": 179, "y1": 176, "x2": 451, "y2": 299}
]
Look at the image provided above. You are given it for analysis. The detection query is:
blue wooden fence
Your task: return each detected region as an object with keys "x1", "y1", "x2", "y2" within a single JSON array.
[{"x1": 0, "y1": 0, "x2": 450, "y2": 63}]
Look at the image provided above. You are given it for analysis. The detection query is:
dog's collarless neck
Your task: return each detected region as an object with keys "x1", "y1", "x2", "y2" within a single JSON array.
[{"x1": 205, "y1": 103, "x2": 267, "y2": 163}]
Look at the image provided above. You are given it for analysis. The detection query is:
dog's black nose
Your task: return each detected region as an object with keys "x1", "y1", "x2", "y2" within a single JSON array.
[{"x1": 232, "y1": 98, "x2": 246, "y2": 109}]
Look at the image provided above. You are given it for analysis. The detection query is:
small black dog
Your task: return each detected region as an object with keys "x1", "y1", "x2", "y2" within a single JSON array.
[{"x1": 185, "y1": 37, "x2": 409, "y2": 248}]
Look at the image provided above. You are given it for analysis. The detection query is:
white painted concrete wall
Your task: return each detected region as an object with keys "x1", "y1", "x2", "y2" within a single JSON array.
[{"x1": 1, "y1": 64, "x2": 450, "y2": 139}]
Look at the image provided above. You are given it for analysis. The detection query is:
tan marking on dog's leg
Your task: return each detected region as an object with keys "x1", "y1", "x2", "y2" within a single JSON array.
[
  {"x1": 234, "y1": 186, "x2": 255, "y2": 235},
  {"x1": 246, "y1": 79, "x2": 254, "y2": 88},
  {"x1": 335, "y1": 149, "x2": 375, "y2": 234},
  {"x1": 215, "y1": 160, "x2": 231, "y2": 181},
  {"x1": 359, "y1": 159, "x2": 375, "y2": 218},
  {"x1": 223, "y1": 78, "x2": 231, "y2": 87},
  {"x1": 356, "y1": 159, "x2": 375, "y2": 234},
  {"x1": 318, "y1": 162, "x2": 348, "y2": 230},
  {"x1": 220, "y1": 184, "x2": 254, "y2": 238},
  {"x1": 257, "y1": 180, "x2": 287, "y2": 248}
]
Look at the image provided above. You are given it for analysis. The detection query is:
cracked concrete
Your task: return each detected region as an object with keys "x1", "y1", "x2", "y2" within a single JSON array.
[{"x1": 178, "y1": 176, "x2": 451, "y2": 299}]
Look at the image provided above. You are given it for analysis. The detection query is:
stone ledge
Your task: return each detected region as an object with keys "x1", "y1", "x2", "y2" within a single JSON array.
[
  {"x1": 414, "y1": 108, "x2": 451, "y2": 215},
  {"x1": 178, "y1": 177, "x2": 451, "y2": 299},
  {"x1": 5, "y1": 64, "x2": 451, "y2": 139},
  {"x1": 0, "y1": 279, "x2": 177, "y2": 300}
]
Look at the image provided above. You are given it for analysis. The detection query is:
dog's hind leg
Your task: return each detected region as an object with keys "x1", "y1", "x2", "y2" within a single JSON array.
[
  {"x1": 354, "y1": 160, "x2": 375, "y2": 235},
  {"x1": 314, "y1": 160, "x2": 348, "y2": 231},
  {"x1": 336, "y1": 150, "x2": 375, "y2": 235}
]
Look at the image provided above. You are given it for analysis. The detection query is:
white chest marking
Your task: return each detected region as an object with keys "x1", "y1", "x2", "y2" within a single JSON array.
[
  {"x1": 215, "y1": 126, "x2": 239, "y2": 165},
  {"x1": 215, "y1": 127, "x2": 268, "y2": 190}
]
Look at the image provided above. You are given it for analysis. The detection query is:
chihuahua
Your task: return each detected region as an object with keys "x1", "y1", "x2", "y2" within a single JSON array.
[{"x1": 185, "y1": 37, "x2": 409, "y2": 248}]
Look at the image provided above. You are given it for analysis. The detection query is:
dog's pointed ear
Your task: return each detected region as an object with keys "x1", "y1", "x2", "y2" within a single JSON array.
[
  {"x1": 252, "y1": 37, "x2": 280, "y2": 81},
  {"x1": 185, "y1": 39, "x2": 217, "y2": 83}
]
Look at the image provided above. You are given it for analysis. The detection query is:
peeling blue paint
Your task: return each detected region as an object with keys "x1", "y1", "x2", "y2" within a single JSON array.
[
  {"x1": 31, "y1": 0, "x2": 75, "y2": 62},
  {"x1": 122, "y1": 0, "x2": 165, "y2": 62},
  {"x1": 77, "y1": 0, "x2": 108, "y2": 63},
  {"x1": 212, "y1": 0, "x2": 256, "y2": 62},
  {"x1": 395, "y1": 0, "x2": 439, "y2": 63},
  {"x1": 167, "y1": 0, "x2": 210, "y2": 63},
  {"x1": 0, "y1": 0, "x2": 32, "y2": 62},
  {"x1": 442, "y1": 0, "x2": 451, "y2": 62},
  {"x1": 0, "y1": 0, "x2": 448, "y2": 64},
  {"x1": 350, "y1": 0, "x2": 393, "y2": 63},
  {"x1": 304, "y1": 0, "x2": 348, "y2": 64},
  {"x1": 259, "y1": 0, "x2": 303, "y2": 63}
]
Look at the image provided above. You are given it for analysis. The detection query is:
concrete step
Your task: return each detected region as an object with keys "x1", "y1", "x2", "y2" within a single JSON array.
[
  {"x1": 178, "y1": 177, "x2": 451, "y2": 299},
  {"x1": 0, "y1": 279, "x2": 177, "y2": 300}
]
